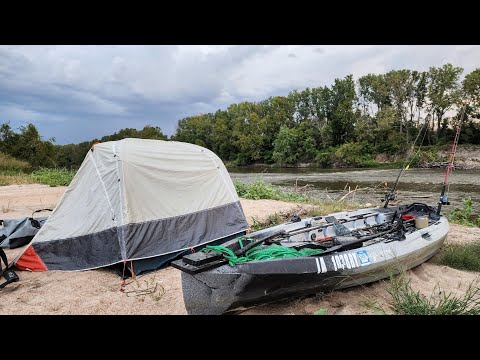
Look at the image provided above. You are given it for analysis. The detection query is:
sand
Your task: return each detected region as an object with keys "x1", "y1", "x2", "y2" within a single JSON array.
[{"x1": 1, "y1": 184, "x2": 479, "y2": 315}]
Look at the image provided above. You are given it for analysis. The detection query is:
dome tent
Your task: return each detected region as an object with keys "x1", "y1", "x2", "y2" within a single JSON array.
[{"x1": 14, "y1": 138, "x2": 249, "y2": 275}]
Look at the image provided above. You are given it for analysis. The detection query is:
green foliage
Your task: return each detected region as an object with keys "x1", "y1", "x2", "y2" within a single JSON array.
[
  {"x1": 386, "y1": 274, "x2": 480, "y2": 315},
  {"x1": 407, "y1": 146, "x2": 443, "y2": 167},
  {"x1": 315, "y1": 149, "x2": 335, "y2": 167},
  {"x1": 0, "y1": 153, "x2": 31, "y2": 172},
  {"x1": 428, "y1": 64, "x2": 463, "y2": 134},
  {"x1": 434, "y1": 242, "x2": 480, "y2": 272},
  {"x1": 449, "y1": 197, "x2": 480, "y2": 227},
  {"x1": 272, "y1": 126, "x2": 300, "y2": 165},
  {"x1": 101, "y1": 125, "x2": 168, "y2": 142},
  {"x1": 234, "y1": 179, "x2": 309, "y2": 202},
  {"x1": 0, "y1": 123, "x2": 56, "y2": 168},
  {"x1": 463, "y1": 68, "x2": 480, "y2": 115},
  {"x1": 31, "y1": 168, "x2": 76, "y2": 187},
  {"x1": 334, "y1": 142, "x2": 373, "y2": 167}
]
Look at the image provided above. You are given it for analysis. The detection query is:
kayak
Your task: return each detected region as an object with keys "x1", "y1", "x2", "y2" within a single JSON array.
[{"x1": 172, "y1": 202, "x2": 448, "y2": 314}]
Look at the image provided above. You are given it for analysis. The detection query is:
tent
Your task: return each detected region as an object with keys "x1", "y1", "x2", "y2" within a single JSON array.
[{"x1": 14, "y1": 138, "x2": 249, "y2": 275}]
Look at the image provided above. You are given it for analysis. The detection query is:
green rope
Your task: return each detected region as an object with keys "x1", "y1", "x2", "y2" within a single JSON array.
[{"x1": 202, "y1": 244, "x2": 324, "y2": 266}]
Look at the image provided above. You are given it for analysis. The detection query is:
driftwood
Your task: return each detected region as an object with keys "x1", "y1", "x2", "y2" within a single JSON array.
[{"x1": 420, "y1": 162, "x2": 462, "y2": 169}]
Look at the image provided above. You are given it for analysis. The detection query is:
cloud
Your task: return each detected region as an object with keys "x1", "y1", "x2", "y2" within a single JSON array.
[{"x1": 0, "y1": 45, "x2": 479, "y2": 144}]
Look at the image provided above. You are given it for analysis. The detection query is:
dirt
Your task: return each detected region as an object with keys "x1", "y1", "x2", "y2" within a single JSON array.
[
  {"x1": 1, "y1": 184, "x2": 479, "y2": 315},
  {"x1": 440, "y1": 144, "x2": 480, "y2": 170}
]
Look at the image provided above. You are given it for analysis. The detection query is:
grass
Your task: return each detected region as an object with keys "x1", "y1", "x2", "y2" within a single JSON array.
[
  {"x1": 0, "y1": 153, "x2": 31, "y2": 172},
  {"x1": 385, "y1": 273, "x2": 480, "y2": 315},
  {"x1": 30, "y1": 168, "x2": 76, "y2": 187},
  {"x1": 0, "y1": 153, "x2": 76, "y2": 187},
  {"x1": 237, "y1": 179, "x2": 363, "y2": 231},
  {"x1": 0, "y1": 173, "x2": 34, "y2": 186},
  {"x1": 433, "y1": 242, "x2": 480, "y2": 272},
  {"x1": 361, "y1": 273, "x2": 480, "y2": 315},
  {"x1": 235, "y1": 179, "x2": 362, "y2": 208},
  {"x1": 0, "y1": 167, "x2": 75, "y2": 187}
]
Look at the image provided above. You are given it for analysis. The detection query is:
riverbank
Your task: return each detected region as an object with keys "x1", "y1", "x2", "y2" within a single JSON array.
[
  {"x1": 226, "y1": 145, "x2": 480, "y2": 170},
  {"x1": 1, "y1": 184, "x2": 478, "y2": 315}
]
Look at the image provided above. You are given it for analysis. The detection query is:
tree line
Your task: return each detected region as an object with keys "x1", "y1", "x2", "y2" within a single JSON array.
[
  {"x1": 173, "y1": 64, "x2": 480, "y2": 166},
  {"x1": 1, "y1": 63, "x2": 479, "y2": 170},
  {"x1": 0, "y1": 124, "x2": 167, "y2": 169}
]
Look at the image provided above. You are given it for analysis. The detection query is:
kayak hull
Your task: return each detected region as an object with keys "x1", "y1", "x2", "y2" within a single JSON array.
[{"x1": 175, "y1": 204, "x2": 449, "y2": 314}]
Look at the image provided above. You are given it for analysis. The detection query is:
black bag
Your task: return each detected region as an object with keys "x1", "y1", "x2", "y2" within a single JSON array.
[{"x1": 0, "y1": 247, "x2": 19, "y2": 289}]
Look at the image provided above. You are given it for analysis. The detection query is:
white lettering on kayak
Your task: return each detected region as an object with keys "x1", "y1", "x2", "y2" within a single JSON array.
[
  {"x1": 320, "y1": 257, "x2": 327, "y2": 273},
  {"x1": 348, "y1": 253, "x2": 357, "y2": 268},
  {"x1": 329, "y1": 251, "x2": 373, "y2": 271},
  {"x1": 315, "y1": 258, "x2": 321, "y2": 274},
  {"x1": 343, "y1": 254, "x2": 352, "y2": 269}
]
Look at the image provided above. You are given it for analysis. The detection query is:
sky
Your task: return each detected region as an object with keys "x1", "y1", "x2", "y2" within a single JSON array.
[{"x1": 1, "y1": 45, "x2": 479, "y2": 144}]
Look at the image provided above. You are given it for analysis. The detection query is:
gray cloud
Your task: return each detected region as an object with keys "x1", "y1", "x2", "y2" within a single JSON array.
[{"x1": 0, "y1": 45, "x2": 479, "y2": 144}]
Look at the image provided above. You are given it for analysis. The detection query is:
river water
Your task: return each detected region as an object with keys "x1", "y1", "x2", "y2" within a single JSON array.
[{"x1": 229, "y1": 167, "x2": 480, "y2": 214}]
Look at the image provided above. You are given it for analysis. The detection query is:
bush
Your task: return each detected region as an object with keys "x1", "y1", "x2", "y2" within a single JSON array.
[
  {"x1": 315, "y1": 149, "x2": 334, "y2": 167},
  {"x1": 334, "y1": 142, "x2": 374, "y2": 167}
]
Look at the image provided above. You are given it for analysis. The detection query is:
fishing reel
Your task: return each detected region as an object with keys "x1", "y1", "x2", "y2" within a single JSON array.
[
  {"x1": 383, "y1": 192, "x2": 396, "y2": 203},
  {"x1": 439, "y1": 195, "x2": 450, "y2": 205}
]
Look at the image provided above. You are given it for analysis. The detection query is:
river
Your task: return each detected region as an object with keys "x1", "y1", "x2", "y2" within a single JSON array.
[{"x1": 228, "y1": 167, "x2": 480, "y2": 214}]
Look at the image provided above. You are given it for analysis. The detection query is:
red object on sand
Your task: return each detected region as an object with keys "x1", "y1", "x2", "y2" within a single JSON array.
[{"x1": 15, "y1": 246, "x2": 48, "y2": 271}]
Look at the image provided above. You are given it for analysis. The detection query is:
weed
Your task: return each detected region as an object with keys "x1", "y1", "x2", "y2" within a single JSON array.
[{"x1": 449, "y1": 197, "x2": 480, "y2": 227}]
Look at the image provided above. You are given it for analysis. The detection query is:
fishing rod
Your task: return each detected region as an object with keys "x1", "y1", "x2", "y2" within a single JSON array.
[
  {"x1": 383, "y1": 122, "x2": 427, "y2": 208},
  {"x1": 436, "y1": 106, "x2": 465, "y2": 215}
]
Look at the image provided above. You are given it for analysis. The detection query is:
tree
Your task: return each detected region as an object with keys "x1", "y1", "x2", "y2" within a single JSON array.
[
  {"x1": 329, "y1": 75, "x2": 357, "y2": 146},
  {"x1": 0, "y1": 122, "x2": 19, "y2": 155},
  {"x1": 173, "y1": 114, "x2": 213, "y2": 148},
  {"x1": 357, "y1": 73, "x2": 391, "y2": 113},
  {"x1": 463, "y1": 68, "x2": 480, "y2": 116},
  {"x1": 7, "y1": 123, "x2": 56, "y2": 168},
  {"x1": 414, "y1": 71, "x2": 428, "y2": 124},
  {"x1": 386, "y1": 69, "x2": 411, "y2": 134},
  {"x1": 272, "y1": 126, "x2": 300, "y2": 165},
  {"x1": 427, "y1": 64, "x2": 463, "y2": 138}
]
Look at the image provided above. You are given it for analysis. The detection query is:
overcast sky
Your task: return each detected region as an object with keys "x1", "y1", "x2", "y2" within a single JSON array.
[{"x1": 1, "y1": 45, "x2": 479, "y2": 144}]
